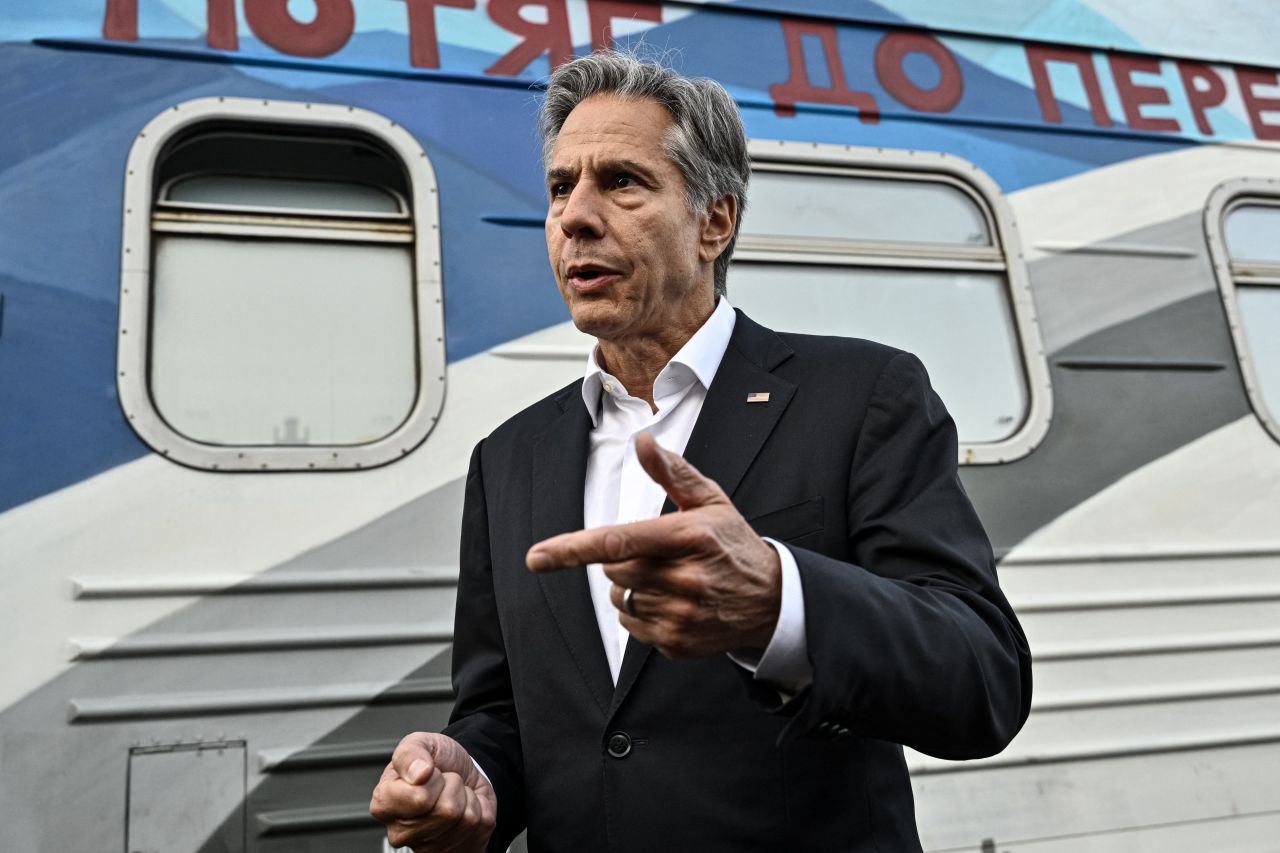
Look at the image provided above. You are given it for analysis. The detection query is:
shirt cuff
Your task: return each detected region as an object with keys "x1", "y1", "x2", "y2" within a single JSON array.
[{"x1": 727, "y1": 538, "x2": 813, "y2": 695}]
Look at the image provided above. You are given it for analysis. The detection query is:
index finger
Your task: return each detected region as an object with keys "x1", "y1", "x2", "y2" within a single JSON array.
[{"x1": 526, "y1": 514, "x2": 699, "y2": 572}]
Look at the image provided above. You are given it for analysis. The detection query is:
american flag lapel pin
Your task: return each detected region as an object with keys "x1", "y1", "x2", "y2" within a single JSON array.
[{"x1": 746, "y1": 392, "x2": 770, "y2": 404}]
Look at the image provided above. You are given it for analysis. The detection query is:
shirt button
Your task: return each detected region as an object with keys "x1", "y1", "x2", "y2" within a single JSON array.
[
  {"x1": 603, "y1": 382, "x2": 614, "y2": 392},
  {"x1": 606, "y1": 731, "x2": 632, "y2": 759}
]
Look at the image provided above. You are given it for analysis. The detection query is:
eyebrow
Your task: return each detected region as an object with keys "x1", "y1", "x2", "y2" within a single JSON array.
[{"x1": 545, "y1": 158, "x2": 661, "y2": 185}]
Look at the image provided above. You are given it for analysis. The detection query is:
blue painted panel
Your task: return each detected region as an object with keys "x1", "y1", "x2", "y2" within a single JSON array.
[{"x1": 0, "y1": 2, "x2": 1218, "y2": 512}]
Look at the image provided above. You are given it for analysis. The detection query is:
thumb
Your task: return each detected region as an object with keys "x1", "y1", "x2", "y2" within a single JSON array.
[
  {"x1": 634, "y1": 431, "x2": 725, "y2": 511},
  {"x1": 394, "y1": 733, "x2": 437, "y2": 785}
]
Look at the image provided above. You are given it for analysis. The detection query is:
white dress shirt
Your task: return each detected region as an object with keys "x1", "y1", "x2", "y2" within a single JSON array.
[{"x1": 579, "y1": 298, "x2": 813, "y2": 692}]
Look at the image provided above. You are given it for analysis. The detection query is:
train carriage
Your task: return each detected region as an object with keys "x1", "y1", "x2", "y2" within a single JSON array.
[{"x1": 3, "y1": 1, "x2": 1280, "y2": 850}]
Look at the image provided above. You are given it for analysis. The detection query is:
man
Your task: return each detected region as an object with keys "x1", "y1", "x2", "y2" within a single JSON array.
[{"x1": 371, "y1": 51, "x2": 1032, "y2": 853}]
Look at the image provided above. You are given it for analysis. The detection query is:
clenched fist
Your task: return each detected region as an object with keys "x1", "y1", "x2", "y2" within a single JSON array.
[{"x1": 370, "y1": 732, "x2": 497, "y2": 852}]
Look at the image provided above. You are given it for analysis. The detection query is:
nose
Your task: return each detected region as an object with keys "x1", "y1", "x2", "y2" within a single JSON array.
[{"x1": 557, "y1": 181, "x2": 606, "y2": 240}]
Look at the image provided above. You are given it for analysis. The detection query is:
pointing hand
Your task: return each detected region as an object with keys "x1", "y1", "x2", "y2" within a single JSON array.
[{"x1": 526, "y1": 431, "x2": 782, "y2": 657}]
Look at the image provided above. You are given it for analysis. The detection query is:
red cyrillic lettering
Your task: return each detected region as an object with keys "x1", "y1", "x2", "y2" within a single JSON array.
[
  {"x1": 243, "y1": 0, "x2": 354, "y2": 58},
  {"x1": 105, "y1": 0, "x2": 237, "y2": 50},
  {"x1": 874, "y1": 32, "x2": 962, "y2": 113},
  {"x1": 768, "y1": 20, "x2": 878, "y2": 123},
  {"x1": 1108, "y1": 54, "x2": 1179, "y2": 133},
  {"x1": 588, "y1": 1, "x2": 662, "y2": 51},
  {"x1": 103, "y1": 0, "x2": 138, "y2": 41},
  {"x1": 406, "y1": 0, "x2": 475, "y2": 68},
  {"x1": 207, "y1": 0, "x2": 238, "y2": 51},
  {"x1": 485, "y1": 0, "x2": 574, "y2": 77},
  {"x1": 1237, "y1": 68, "x2": 1280, "y2": 142},
  {"x1": 1177, "y1": 62, "x2": 1227, "y2": 136},
  {"x1": 1025, "y1": 45, "x2": 1113, "y2": 127}
]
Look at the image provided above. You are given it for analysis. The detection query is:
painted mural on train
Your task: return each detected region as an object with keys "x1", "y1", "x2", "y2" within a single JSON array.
[{"x1": 3, "y1": 1, "x2": 1280, "y2": 851}]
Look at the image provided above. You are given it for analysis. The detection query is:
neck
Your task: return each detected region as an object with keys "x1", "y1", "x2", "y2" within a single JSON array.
[{"x1": 597, "y1": 296, "x2": 716, "y2": 411}]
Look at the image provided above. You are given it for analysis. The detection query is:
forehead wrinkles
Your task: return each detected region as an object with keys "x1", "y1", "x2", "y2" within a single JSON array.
[{"x1": 550, "y1": 97, "x2": 675, "y2": 168}]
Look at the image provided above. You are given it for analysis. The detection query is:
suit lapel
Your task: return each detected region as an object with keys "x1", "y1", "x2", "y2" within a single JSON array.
[
  {"x1": 609, "y1": 310, "x2": 797, "y2": 719},
  {"x1": 532, "y1": 385, "x2": 614, "y2": 717}
]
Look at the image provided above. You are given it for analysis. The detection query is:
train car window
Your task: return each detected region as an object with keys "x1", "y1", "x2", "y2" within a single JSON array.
[
  {"x1": 1207, "y1": 184, "x2": 1280, "y2": 445},
  {"x1": 742, "y1": 171, "x2": 991, "y2": 247},
  {"x1": 118, "y1": 99, "x2": 446, "y2": 471},
  {"x1": 730, "y1": 142, "x2": 1050, "y2": 464},
  {"x1": 1224, "y1": 204, "x2": 1280, "y2": 263},
  {"x1": 164, "y1": 174, "x2": 406, "y2": 214}
]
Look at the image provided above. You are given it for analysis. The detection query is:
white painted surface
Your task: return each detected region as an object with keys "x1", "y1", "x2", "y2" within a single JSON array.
[
  {"x1": 0, "y1": 318, "x2": 595, "y2": 711},
  {"x1": 1007, "y1": 416, "x2": 1280, "y2": 557},
  {"x1": 914, "y1": 742, "x2": 1280, "y2": 850},
  {"x1": 1010, "y1": 144, "x2": 1280, "y2": 351}
]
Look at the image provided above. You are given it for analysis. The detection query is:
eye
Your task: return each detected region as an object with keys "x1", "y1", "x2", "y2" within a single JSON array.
[
  {"x1": 550, "y1": 182, "x2": 573, "y2": 198},
  {"x1": 611, "y1": 174, "x2": 639, "y2": 190}
]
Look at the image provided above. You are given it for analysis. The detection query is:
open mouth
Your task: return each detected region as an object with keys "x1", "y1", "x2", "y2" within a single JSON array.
[{"x1": 567, "y1": 264, "x2": 621, "y2": 291}]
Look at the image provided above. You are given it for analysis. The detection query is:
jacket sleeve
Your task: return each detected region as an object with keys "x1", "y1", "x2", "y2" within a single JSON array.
[
  {"x1": 441, "y1": 440, "x2": 527, "y2": 850},
  {"x1": 785, "y1": 351, "x2": 1033, "y2": 760}
]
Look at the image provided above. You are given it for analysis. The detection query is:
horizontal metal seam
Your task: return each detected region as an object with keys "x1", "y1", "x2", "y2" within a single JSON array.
[
  {"x1": 1001, "y1": 546, "x2": 1280, "y2": 565},
  {"x1": 1012, "y1": 586, "x2": 1280, "y2": 612},
  {"x1": 71, "y1": 567, "x2": 458, "y2": 598},
  {"x1": 68, "y1": 624, "x2": 454, "y2": 659},
  {"x1": 1031, "y1": 677, "x2": 1280, "y2": 713},
  {"x1": 257, "y1": 739, "x2": 399, "y2": 772},
  {"x1": 910, "y1": 729, "x2": 1280, "y2": 777},
  {"x1": 254, "y1": 804, "x2": 375, "y2": 836},
  {"x1": 1034, "y1": 629, "x2": 1280, "y2": 661},
  {"x1": 67, "y1": 677, "x2": 454, "y2": 722}
]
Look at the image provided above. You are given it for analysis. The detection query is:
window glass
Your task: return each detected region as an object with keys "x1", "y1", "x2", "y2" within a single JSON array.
[
  {"x1": 1224, "y1": 204, "x2": 1280, "y2": 263},
  {"x1": 165, "y1": 175, "x2": 403, "y2": 215},
  {"x1": 741, "y1": 170, "x2": 991, "y2": 246},
  {"x1": 1237, "y1": 287, "x2": 1280, "y2": 419},
  {"x1": 150, "y1": 236, "x2": 417, "y2": 445},
  {"x1": 729, "y1": 265, "x2": 1026, "y2": 442}
]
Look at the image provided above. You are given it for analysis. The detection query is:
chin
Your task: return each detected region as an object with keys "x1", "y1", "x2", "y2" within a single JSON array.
[{"x1": 567, "y1": 301, "x2": 628, "y2": 340}]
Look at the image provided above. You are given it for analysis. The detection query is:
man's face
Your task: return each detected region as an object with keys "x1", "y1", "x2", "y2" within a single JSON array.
[{"x1": 545, "y1": 94, "x2": 711, "y2": 345}]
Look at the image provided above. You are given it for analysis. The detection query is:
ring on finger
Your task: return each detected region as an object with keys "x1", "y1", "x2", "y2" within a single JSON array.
[{"x1": 622, "y1": 587, "x2": 638, "y2": 617}]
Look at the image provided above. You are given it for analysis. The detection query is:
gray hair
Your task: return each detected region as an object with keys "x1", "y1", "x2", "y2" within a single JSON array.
[{"x1": 539, "y1": 50, "x2": 749, "y2": 298}]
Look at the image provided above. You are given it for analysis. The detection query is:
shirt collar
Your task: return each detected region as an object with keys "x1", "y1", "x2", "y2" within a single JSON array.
[{"x1": 580, "y1": 297, "x2": 737, "y2": 426}]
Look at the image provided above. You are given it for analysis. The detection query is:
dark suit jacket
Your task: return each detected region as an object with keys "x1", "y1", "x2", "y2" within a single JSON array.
[{"x1": 443, "y1": 310, "x2": 1032, "y2": 853}]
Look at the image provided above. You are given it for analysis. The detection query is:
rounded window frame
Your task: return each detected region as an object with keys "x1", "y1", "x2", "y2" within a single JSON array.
[
  {"x1": 1205, "y1": 177, "x2": 1280, "y2": 447},
  {"x1": 737, "y1": 139, "x2": 1052, "y2": 465},
  {"x1": 117, "y1": 97, "x2": 446, "y2": 472}
]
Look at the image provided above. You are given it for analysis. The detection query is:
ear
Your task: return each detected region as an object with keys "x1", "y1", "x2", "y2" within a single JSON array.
[{"x1": 697, "y1": 194, "x2": 737, "y2": 265}]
